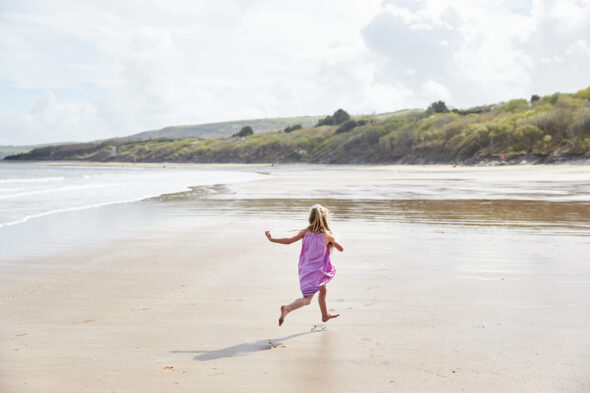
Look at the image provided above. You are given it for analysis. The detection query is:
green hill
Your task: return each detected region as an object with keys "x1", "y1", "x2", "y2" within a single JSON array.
[
  {"x1": 6, "y1": 88, "x2": 590, "y2": 164},
  {"x1": 0, "y1": 144, "x2": 49, "y2": 160},
  {"x1": 114, "y1": 115, "x2": 325, "y2": 142}
]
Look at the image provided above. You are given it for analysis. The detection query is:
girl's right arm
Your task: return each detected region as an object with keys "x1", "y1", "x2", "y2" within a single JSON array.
[{"x1": 265, "y1": 230, "x2": 305, "y2": 245}]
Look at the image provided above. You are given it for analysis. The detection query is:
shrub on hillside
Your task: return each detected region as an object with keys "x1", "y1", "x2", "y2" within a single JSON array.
[
  {"x1": 574, "y1": 86, "x2": 590, "y2": 100},
  {"x1": 456, "y1": 125, "x2": 490, "y2": 156},
  {"x1": 336, "y1": 120, "x2": 357, "y2": 134},
  {"x1": 501, "y1": 99, "x2": 529, "y2": 113},
  {"x1": 233, "y1": 126, "x2": 254, "y2": 137},
  {"x1": 451, "y1": 105, "x2": 495, "y2": 115},
  {"x1": 532, "y1": 110, "x2": 573, "y2": 140},
  {"x1": 512, "y1": 125, "x2": 544, "y2": 151},
  {"x1": 316, "y1": 115, "x2": 335, "y2": 126},
  {"x1": 567, "y1": 108, "x2": 590, "y2": 139},
  {"x1": 554, "y1": 94, "x2": 588, "y2": 110},
  {"x1": 541, "y1": 93, "x2": 560, "y2": 105},
  {"x1": 335, "y1": 119, "x2": 368, "y2": 134},
  {"x1": 284, "y1": 124, "x2": 302, "y2": 133}
]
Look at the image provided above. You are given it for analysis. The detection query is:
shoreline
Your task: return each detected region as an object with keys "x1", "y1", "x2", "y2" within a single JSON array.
[
  {"x1": 0, "y1": 160, "x2": 275, "y2": 169},
  {"x1": 2, "y1": 158, "x2": 590, "y2": 169},
  {"x1": 2, "y1": 163, "x2": 590, "y2": 234}
]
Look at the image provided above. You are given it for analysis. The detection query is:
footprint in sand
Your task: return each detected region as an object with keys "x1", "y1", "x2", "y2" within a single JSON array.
[
  {"x1": 73, "y1": 319, "x2": 95, "y2": 324},
  {"x1": 267, "y1": 340, "x2": 286, "y2": 349},
  {"x1": 207, "y1": 368, "x2": 224, "y2": 376},
  {"x1": 311, "y1": 324, "x2": 327, "y2": 331}
]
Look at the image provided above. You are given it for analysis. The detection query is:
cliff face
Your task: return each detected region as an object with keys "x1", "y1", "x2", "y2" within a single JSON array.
[{"x1": 6, "y1": 89, "x2": 590, "y2": 164}]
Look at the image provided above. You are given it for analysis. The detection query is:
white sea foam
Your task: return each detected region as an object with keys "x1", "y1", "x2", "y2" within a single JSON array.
[
  {"x1": 0, "y1": 197, "x2": 145, "y2": 228},
  {"x1": 0, "y1": 176, "x2": 66, "y2": 184},
  {"x1": 0, "y1": 183, "x2": 120, "y2": 200}
]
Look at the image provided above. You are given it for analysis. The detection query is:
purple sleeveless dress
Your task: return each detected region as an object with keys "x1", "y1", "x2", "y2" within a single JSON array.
[{"x1": 298, "y1": 231, "x2": 336, "y2": 296}]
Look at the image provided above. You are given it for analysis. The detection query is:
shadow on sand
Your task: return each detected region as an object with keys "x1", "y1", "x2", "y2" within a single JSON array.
[{"x1": 170, "y1": 330, "x2": 325, "y2": 361}]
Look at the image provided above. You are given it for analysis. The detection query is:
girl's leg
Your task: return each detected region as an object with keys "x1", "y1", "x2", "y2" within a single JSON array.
[
  {"x1": 279, "y1": 295, "x2": 314, "y2": 326},
  {"x1": 318, "y1": 285, "x2": 340, "y2": 322}
]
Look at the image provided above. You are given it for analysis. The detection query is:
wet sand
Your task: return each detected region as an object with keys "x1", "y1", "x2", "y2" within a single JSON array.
[{"x1": 1, "y1": 165, "x2": 590, "y2": 392}]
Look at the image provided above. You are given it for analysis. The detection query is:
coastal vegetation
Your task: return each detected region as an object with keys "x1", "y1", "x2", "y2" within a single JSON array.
[
  {"x1": 113, "y1": 115, "x2": 323, "y2": 142},
  {"x1": 284, "y1": 124, "x2": 302, "y2": 133},
  {"x1": 0, "y1": 144, "x2": 59, "y2": 159},
  {"x1": 232, "y1": 126, "x2": 254, "y2": 137},
  {"x1": 6, "y1": 87, "x2": 590, "y2": 164},
  {"x1": 316, "y1": 109, "x2": 351, "y2": 126}
]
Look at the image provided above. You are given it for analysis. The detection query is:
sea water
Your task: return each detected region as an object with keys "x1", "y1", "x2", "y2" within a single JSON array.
[
  {"x1": 0, "y1": 162, "x2": 263, "y2": 260},
  {"x1": 2, "y1": 162, "x2": 590, "y2": 262},
  {"x1": 0, "y1": 163, "x2": 261, "y2": 227}
]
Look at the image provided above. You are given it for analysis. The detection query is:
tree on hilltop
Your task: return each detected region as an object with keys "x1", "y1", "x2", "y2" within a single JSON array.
[
  {"x1": 316, "y1": 109, "x2": 351, "y2": 126},
  {"x1": 427, "y1": 101, "x2": 448, "y2": 114},
  {"x1": 333, "y1": 109, "x2": 351, "y2": 124}
]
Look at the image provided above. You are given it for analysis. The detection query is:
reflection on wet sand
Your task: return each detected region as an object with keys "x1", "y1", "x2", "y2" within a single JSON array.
[{"x1": 153, "y1": 196, "x2": 590, "y2": 232}]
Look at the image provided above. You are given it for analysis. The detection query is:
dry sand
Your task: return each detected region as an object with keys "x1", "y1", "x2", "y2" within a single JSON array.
[{"x1": 1, "y1": 165, "x2": 590, "y2": 392}]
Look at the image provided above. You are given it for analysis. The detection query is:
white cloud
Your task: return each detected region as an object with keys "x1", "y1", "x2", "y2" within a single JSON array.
[
  {"x1": 1, "y1": 0, "x2": 590, "y2": 144},
  {"x1": 0, "y1": 91, "x2": 109, "y2": 145},
  {"x1": 422, "y1": 80, "x2": 451, "y2": 102},
  {"x1": 567, "y1": 39, "x2": 590, "y2": 56},
  {"x1": 1, "y1": 0, "x2": 395, "y2": 143},
  {"x1": 363, "y1": 0, "x2": 590, "y2": 106}
]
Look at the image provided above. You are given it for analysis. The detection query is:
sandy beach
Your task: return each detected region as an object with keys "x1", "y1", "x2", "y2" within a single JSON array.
[{"x1": 1, "y1": 165, "x2": 590, "y2": 392}]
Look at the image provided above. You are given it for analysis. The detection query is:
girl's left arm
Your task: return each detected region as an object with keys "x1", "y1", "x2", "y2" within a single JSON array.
[{"x1": 325, "y1": 234, "x2": 344, "y2": 252}]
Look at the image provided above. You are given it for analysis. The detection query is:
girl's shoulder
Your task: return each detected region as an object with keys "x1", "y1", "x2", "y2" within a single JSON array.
[
  {"x1": 305, "y1": 229, "x2": 332, "y2": 238},
  {"x1": 301, "y1": 229, "x2": 322, "y2": 238}
]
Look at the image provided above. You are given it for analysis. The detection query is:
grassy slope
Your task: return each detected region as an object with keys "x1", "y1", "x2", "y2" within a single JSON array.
[
  {"x1": 114, "y1": 115, "x2": 325, "y2": 141},
  {"x1": 0, "y1": 145, "x2": 42, "y2": 159},
  {"x1": 6, "y1": 88, "x2": 590, "y2": 164}
]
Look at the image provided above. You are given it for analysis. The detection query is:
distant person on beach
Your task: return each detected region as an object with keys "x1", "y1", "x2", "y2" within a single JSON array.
[{"x1": 265, "y1": 204, "x2": 343, "y2": 326}]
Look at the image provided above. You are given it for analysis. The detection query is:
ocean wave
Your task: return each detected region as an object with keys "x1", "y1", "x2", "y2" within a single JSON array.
[
  {"x1": 0, "y1": 176, "x2": 66, "y2": 184},
  {"x1": 0, "y1": 197, "x2": 150, "y2": 228},
  {"x1": 0, "y1": 167, "x2": 263, "y2": 228},
  {"x1": 0, "y1": 183, "x2": 122, "y2": 200}
]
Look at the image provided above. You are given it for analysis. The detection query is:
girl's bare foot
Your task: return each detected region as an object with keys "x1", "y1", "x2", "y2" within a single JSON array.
[
  {"x1": 279, "y1": 306, "x2": 288, "y2": 326},
  {"x1": 322, "y1": 313, "x2": 340, "y2": 322}
]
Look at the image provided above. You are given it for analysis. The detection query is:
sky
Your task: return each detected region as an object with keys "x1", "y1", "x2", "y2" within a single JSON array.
[{"x1": 1, "y1": 0, "x2": 589, "y2": 145}]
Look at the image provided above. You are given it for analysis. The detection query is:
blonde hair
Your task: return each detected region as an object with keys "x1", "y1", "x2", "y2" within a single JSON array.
[{"x1": 306, "y1": 204, "x2": 332, "y2": 234}]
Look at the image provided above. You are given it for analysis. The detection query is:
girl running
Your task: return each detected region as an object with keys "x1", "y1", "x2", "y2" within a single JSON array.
[{"x1": 265, "y1": 204, "x2": 343, "y2": 326}]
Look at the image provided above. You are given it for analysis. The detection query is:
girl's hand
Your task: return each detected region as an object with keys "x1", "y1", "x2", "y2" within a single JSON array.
[{"x1": 265, "y1": 231, "x2": 272, "y2": 241}]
